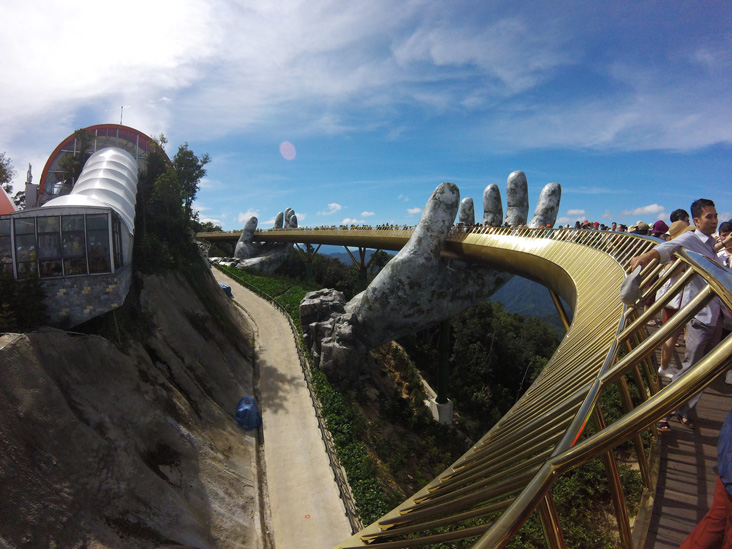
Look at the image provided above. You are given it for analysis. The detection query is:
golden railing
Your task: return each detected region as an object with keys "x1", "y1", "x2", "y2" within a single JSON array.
[{"x1": 202, "y1": 226, "x2": 732, "y2": 547}]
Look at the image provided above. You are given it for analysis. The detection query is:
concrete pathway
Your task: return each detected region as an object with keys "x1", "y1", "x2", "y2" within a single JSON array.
[{"x1": 212, "y1": 269, "x2": 353, "y2": 548}]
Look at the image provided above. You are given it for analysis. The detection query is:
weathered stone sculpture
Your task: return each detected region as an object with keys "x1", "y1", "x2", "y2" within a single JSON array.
[
  {"x1": 458, "y1": 197, "x2": 474, "y2": 225},
  {"x1": 301, "y1": 172, "x2": 561, "y2": 384},
  {"x1": 234, "y1": 209, "x2": 298, "y2": 273},
  {"x1": 483, "y1": 184, "x2": 503, "y2": 226}
]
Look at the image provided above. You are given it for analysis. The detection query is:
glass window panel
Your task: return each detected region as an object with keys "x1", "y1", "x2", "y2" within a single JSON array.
[
  {"x1": 14, "y1": 218, "x2": 35, "y2": 234},
  {"x1": 63, "y1": 258, "x2": 87, "y2": 276},
  {"x1": 37, "y1": 216, "x2": 59, "y2": 233},
  {"x1": 0, "y1": 219, "x2": 10, "y2": 236},
  {"x1": 16, "y1": 261, "x2": 36, "y2": 276},
  {"x1": 15, "y1": 234, "x2": 36, "y2": 261},
  {"x1": 1, "y1": 234, "x2": 11, "y2": 274},
  {"x1": 87, "y1": 230, "x2": 111, "y2": 273},
  {"x1": 38, "y1": 233, "x2": 61, "y2": 259},
  {"x1": 62, "y1": 232, "x2": 85, "y2": 258},
  {"x1": 0, "y1": 235, "x2": 10, "y2": 257},
  {"x1": 39, "y1": 260, "x2": 62, "y2": 278},
  {"x1": 86, "y1": 214, "x2": 109, "y2": 231},
  {"x1": 62, "y1": 215, "x2": 84, "y2": 232}
]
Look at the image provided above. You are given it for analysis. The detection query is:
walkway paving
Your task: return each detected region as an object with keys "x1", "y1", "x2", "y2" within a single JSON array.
[
  {"x1": 212, "y1": 269, "x2": 353, "y2": 548},
  {"x1": 644, "y1": 366, "x2": 732, "y2": 547}
]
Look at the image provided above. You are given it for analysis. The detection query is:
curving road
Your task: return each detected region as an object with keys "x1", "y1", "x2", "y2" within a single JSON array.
[{"x1": 212, "y1": 268, "x2": 352, "y2": 548}]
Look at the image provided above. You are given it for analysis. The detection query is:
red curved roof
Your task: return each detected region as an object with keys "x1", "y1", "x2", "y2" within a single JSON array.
[
  {"x1": 0, "y1": 185, "x2": 16, "y2": 214},
  {"x1": 38, "y1": 123, "x2": 168, "y2": 195}
]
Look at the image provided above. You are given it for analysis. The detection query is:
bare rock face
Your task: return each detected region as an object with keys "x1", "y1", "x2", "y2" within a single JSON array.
[
  {"x1": 300, "y1": 289, "x2": 346, "y2": 349},
  {"x1": 235, "y1": 209, "x2": 297, "y2": 274},
  {"x1": 301, "y1": 175, "x2": 561, "y2": 385},
  {"x1": 0, "y1": 271, "x2": 262, "y2": 548}
]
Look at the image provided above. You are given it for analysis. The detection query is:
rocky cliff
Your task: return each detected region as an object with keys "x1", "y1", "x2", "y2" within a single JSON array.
[{"x1": 0, "y1": 269, "x2": 267, "y2": 548}]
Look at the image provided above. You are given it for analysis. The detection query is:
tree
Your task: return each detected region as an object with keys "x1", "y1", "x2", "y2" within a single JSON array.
[
  {"x1": 193, "y1": 220, "x2": 223, "y2": 233},
  {"x1": 58, "y1": 128, "x2": 94, "y2": 187},
  {"x1": 173, "y1": 143, "x2": 210, "y2": 221},
  {"x1": 1, "y1": 152, "x2": 16, "y2": 194},
  {"x1": 133, "y1": 136, "x2": 211, "y2": 272},
  {"x1": 12, "y1": 189, "x2": 25, "y2": 210},
  {"x1": 368, "y1": 250, "x2": 393, "y2": 275}
]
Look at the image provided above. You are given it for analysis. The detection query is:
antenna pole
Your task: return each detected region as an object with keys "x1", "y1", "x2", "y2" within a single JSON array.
[{"x1": 120, "y1": 106, "x2": 123, "y2": 125}]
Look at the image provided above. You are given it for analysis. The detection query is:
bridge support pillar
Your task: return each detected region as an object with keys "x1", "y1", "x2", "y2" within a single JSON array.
[
  {"x1": 295, "y1": 243, "x2": 321, "y2": 282},
  {"x1": 430, "y1": 319, "x2": 453, "y2": 425},
  {"x1": 343, "y1": 246, "x2": 383, "y2": 290},
  {"x1": 427, "y1": 397, "x2": 453, "y2": 425}
]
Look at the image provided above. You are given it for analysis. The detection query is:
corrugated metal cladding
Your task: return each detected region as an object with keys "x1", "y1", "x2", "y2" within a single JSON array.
[{"x1": 42, "y1": 148, "x2": 139, "y2": 234}]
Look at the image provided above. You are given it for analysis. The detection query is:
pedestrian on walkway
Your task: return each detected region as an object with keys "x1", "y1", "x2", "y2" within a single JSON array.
[
  {"x1": 680, "y1": 407, "x2": 732, "y2": 548},
  {"x1": 630, "y1": 199, "x2": 731, "y2": 431}
]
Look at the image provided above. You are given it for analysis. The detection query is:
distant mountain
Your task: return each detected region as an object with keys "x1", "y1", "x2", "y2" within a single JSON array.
[
  {"x1": 491, "y1": 276, "x2": 568, "y2": 333},
  {"x1": 325, "y1": 251, "x2": 381, "y2": 266}
]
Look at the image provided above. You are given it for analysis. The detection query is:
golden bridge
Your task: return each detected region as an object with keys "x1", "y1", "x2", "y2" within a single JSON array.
[{"x1": 200, "y1": 226, "x2": 732, "y2": 548}]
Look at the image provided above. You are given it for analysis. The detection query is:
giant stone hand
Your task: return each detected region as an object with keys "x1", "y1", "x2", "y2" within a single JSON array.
[
  {"x1": 234, "y1": 208, "x2": 298, "y2": 273},
  {"x1": 301, "y1": 171, "x2": 561, "y2": 384}
]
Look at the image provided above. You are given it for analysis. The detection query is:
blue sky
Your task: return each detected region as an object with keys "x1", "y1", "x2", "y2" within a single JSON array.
[{"x1": 1, "y1": 1, "x2": 731, "y2": 230}]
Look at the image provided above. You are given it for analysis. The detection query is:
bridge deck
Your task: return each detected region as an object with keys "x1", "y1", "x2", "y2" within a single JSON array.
[{"x1": 644, "y1": 372, "x2": 730, "y2": 547}]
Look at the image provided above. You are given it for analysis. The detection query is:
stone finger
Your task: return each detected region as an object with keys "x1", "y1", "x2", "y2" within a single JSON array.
[
  {"x1": 528, "y1": 183, "x2": 561, "y2": 228},
  {"x1": 505, "y1": 170, "x2": 528, "y2": 226},
  {"x1": 459, "y1": 197, "x2": 475, "y2": 225},
  {"x1": 274, "y1": 212, "x2": 284, "y2": 229},
  {"x1": 406, "y1": 182, "x2": 460, "y2": 258},
  {"x1": 285, "y1": 208, "x2": 297, "y2": 228},
  {"x1": 483, "y1": 184, "x2": 503, "y2": 226},
  {"x1": 234, "y1": 216, "x2": 259, "y2": 258}
]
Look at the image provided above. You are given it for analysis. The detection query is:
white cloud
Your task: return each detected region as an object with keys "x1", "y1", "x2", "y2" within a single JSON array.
[
  {"x1": 602, "y1": 210, "x2": 613, "y2": 220},
  {"x1": 361, "y1": 211, "x2": 375, "y2": 217},
  {"x1": 407, "y1": 207, "x2": 422, "y2": 215},
  {"x1": 567, "y1": 209, "x2": 586, "y2": 216},
  {"x1": 198, "y1": 215, "x2": 222, "y2": 226},
  {"x1": 237, "y1": 208, "x2": 260, "y2": 224},
  {"x1": 342, "y1": 218, "x2": 365, "y2": 224},
  {"x1": 398, "y1": 194, "x2": 409, "y2": 201},
  {"x1": 2, "y1": 1, "x2": 731, "y2": 197},
  {"x1": 318, "y1": 203, "x2": 342, "y2": 215},
  {"x1": 619, "y1": 204, "x2": 665, "y2": 216}
]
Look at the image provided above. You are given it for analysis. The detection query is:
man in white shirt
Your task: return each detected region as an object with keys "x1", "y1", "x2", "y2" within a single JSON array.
[{"x1": 631, "y1": 199, "x2": 732, "y2": 430}]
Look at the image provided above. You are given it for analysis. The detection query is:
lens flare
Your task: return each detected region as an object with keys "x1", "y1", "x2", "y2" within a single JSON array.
[{"x1": 280, "y1": 141, "x2": 296, "y2": 161}]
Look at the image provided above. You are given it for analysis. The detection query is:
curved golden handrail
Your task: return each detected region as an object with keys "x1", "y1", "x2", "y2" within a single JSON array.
[{"x1": 204, "y1": 226, "x2": 732, "y2": 548}]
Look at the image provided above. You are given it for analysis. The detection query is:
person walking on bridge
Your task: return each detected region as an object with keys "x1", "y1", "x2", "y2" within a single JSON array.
[
  {"x1": 630, "y1": 199, "x2": 732, "y2": 430},
  {"x1": 680, "y1": 407, "x2": 732, "y2": 548}
]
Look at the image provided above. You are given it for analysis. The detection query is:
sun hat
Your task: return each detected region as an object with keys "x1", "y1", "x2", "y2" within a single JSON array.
[
  {"x1": 667, "y1": 220, "x2": 694, "y2": 240},
  {"x1": 652, "y1": 220, "x2": 669, "y2": 236},
  {"x1": 636, "y1": 221, "x2": 650, "y2": 233}
]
